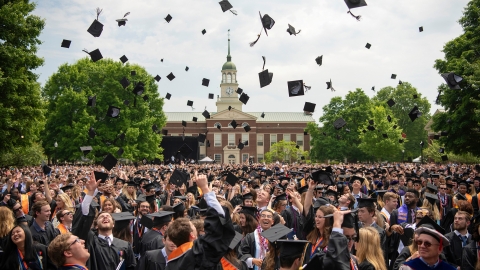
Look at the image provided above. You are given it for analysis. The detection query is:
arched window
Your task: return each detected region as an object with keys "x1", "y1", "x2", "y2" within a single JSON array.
[
  {"x1": 222, "y1": 73, "x2": 226, "y2": 83},
  {"x1": 228, "y1": 154, "x2": 235, "y2": 159},
  {"x1": 214, "y1": 122, "x2": 222, "y2": 128},
  {"x1": 232, "y1": 73, "x2": 236, "y2": 83},
  {"x1": 227, "y1": 73, "x2": 232, "y2": 83}
]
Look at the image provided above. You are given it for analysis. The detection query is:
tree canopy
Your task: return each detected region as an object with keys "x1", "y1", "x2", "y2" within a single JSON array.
[
  {"x1": 432, "y1": 0, "x2": 480, "y2": 156},
  {"x1": 0, "y1": 0, "x2": 45, "y2": 157},
  {"x1": 264, "y1": 140, "x2": 306, "y2": 163},
  {"x1": 41, "y1": 58, "x2": 167, "y2": 163}
]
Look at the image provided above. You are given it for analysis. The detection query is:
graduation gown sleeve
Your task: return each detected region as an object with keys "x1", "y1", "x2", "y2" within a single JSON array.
[
  {"x1": 137, "y1": 249, "x2": 166, "y2": 270},
  {"x1": 393, "y1": 247, "x2": 411, "y2": 270},
  {"x1": 237, "y1": 232, "x2": 256, "y2": 263},
  {"x1": 461, "y1": 241, "x2": 477, "y2": 270},
  {"x1": 322, "y1": 231, "x2": 352, "y2": 270},
  {"x1": 140, "y1": 230, "x2": 165, "y2": 256}
]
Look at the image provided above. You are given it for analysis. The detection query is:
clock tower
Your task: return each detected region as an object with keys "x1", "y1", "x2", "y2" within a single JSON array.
[{"x1": 216, "y1": 30, "x2": 243, "y2": 112}]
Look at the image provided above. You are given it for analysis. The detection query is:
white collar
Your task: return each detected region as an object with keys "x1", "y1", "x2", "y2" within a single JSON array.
[
  {"x1": 454, "y1": 230, "x2": 469, "y2": 238},
  {"x1": 98, "y1": 233, "x2": 113, "y2": 241}
]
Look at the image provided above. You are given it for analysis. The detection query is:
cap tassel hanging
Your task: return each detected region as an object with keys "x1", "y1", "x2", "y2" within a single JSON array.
[
  {"x1": 230, "y1": 10, "x2": 238, "y2": 15},
  {"x1": 347, "y1": 10, "x2": 361, "y2": 21},
  {"x1": 303, "y1": 83, "x2": 311, "y2": 92},
  {"x1": 250, "y1": 29, "x2": 262, "y2": 47},
  {"x1": 262, "y1": 56, "x2": 266, "y2": 70},
  {"x1": 96, "y1": 7, "x2": 103, "y2": 20}
]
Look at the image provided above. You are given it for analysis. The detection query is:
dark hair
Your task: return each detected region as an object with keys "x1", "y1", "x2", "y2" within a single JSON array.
[
  {"x1": 406, "y1": 189, "x2": 419, "y2": 198},
  {"x1": 473, "y1": 221, "x2": 480, "y2": 241},
  {"x1": 240, "y1": 213, "x2": 258, "y2": 235},
  {"x1": 167, "y1": 217, "x2": 192, "y2": 246},
  {"x1": 0, "y1": 224, "x2": 37, "y2": 269},
  {"x1": 113, "y1": 226, "x2": 132, "y2": 243},
  {"x1": 280, "y1": 252, "x2": 303, "y2": 268},
  {"x1": 31, "y1": 200, "x2": 49, "y2": 218}
]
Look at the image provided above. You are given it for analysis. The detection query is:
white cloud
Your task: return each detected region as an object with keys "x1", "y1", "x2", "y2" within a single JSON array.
[{"x1": 32, "y1": 0, "x2": 469, "y2": 123}]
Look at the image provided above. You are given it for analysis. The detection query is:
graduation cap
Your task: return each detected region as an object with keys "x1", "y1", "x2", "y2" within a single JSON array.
[
  {"x1": 441, "y1": 131, "x2": 448, "y2": 136},
  {"x1": 425, "y1": 193, "x2": 438, "y2": 205},
  {"x1": 365, "y1": 43, "x2": 371, "y2": 49},
  {"x1": 344, "y1": 0, "x2": 367, "y2": 21},
  {"x1": 333, "y1": 118, "x2": 346, "y2": 130},
  {"x1": 131, "y1": 70, "x2": 137, "y2": 76},
  {"x1": 244, "y1": 124, "x2": 251, "y2": 132},
  {"x1": 371, "y1": 86, "x2": 375, "y2": 92},
  {"x1": 400, "y1": 227, "x2": 415, "y2": 246},
  {"x1": 250, "y1": 12, "x2": 275, "y2": 46},
  {"x1": 367, "y1": 125, "x2": 375, "y2": 131},
  {"x1": 240, "y1": 206, "x2": 258, "y2": 219},
  {"x1": 441, "y1": 73, "x2": 463, "y2": 90},
  {"x1": 169, "y1": 169, "x2": 189, "y2": 186},
  {"x1": 120, "y1": 77, "x2": 130, "y2": 89},
  {"x1": 82, "y1": 49, "x2": 103, "y2": 62},
  {"x1": 382, "y1": 133, "x2": 388, "y2": 138},
  {"x1": 416, "y1": 215, "x2": 447, "y2": 238},
  {"x1": 111, "y1": 212, "x2": 135, "y2": 229},
  {"x1": 315, "y1": 55, "x2": 323, "y2": 66},
  {"x1": 88, "y1": 126, "x2": 96, "y2": 138},
  {"x1": 202, "y1": 110, "x2": 211, "y2": 119},
  {"x1": 143, "y1": 95, "x2": 149, "y2": 101},
  {"x1": 426, "y1": 183, "x2": 438, "y2": 192},
  {"x1": 326, "y1": 79, "x2": 335, "y2": 92},
  {"x1": 61, "y1": 39, "x2": 71, "y2": 48},
  {"x1": 413, "y1": 94, "x2": 418, "y2": 99},
  {"x1": 197, "y1": 133, "x2": 206, "y2": 143},
  {"x1": 229, "y1": 232, "x2": 243, "y2": 250},
  {"x1": 177, "y1": 143, "x2": 192, "y2": 157},
  {"x1": 87, "y1": 8, "x2": 104, "y2": 37},
  {"x1": 287, "y1": 80, "x2": 304, "y2": 97},
  {"x1": 101, "y1": 154, "x2": 117, "y2": 171},
  {"x1": 116, "y1": 12, "x2": 130, "y2": 27},
  {"x1": 230, "y1": 120, "x2": 238, "y2": 129},
  {"x1": 238, "y1": 142, "x2": 245, "y2": 150},
  {"x1": 408, "y1": 106, "x2": 422, "y2": 122},
  {"x1": 239, "y1": 93, "x2": 250, "y2": 105},
  {"x1": 87, "y1": 95, "x2": 96, "y2": 107},
  {"x1": 202, "y1": 78, "x2": 210, "y2": 87},
  {"x1": 311, "y1": 170, "x2": 334, "y2": 185},
  {"x1": 106, "y1": 106, "x2": 120, "y2": 118},
  {"x1": 94, "y1": 171, "x2": 109, "y2": 182},
  {"x1": 165, "y1": 93, "x2": 171, "y2": 100},
  {"x1": 303, "y1": 102, "x2": 316, "y2": 114},
  {"x1": 391, "y1": 74, "x2": 397, "y2": 79},
  {"x1": 42, "y1": 165, "x2": 52, "y2": 175},
  {"x1": 260, "y1": 112, "x2": 265, "y2": 118},
  {"x1": 126, "y1": 181, "x2": 138, "y2": 187},
  {"x1": 441, "y1": 155, "x2": 448, "y2": 161},
  {"x1": 228, "y1": 106, "x2": 233, "y2": 111},
  {"x1": 173, "y1": 202, "x2": 185, "y2": 213},
  {"x1": 226, "y1": 172, "x2": 239, "y2": 186},
  {"x1": 80, "y1": 146, "x2": 93, "y2": 155},
  {"x1": 277, "y1": 239, "x2": 309, "y2": 258},
  {"x1": 208, "y1": 93, "x2": 214, "y2": 99},
  {"x1": 132, "y1": 82, "x2": 145, "y2": 95},
  {"x1": 387, "y1": 98, "x2": 396, "y2": 107},
  {"x1": 187, "y1": 100, "x2": 194, "y2": 109},
  {"x1": 419, "y1": 26, "x2": 424, "y2": 32},
  {"x1": 219, "y1": 0, "x2": 237, "y2": 15},
  {"x1": 202, "y1": 29, "x2": 206, "y2": 35},
  {"x1": 167, "y1": 72, "x2": 175, "y2": 81},
  {"x1": 261, "y1": 224, "x2": 292, "y2": 243},
  {"x1": 181, "y1": 120, "x2": 187, "y2": 127},
  {"x1": 120, "y1": 55, "x2": 128, "y2": 64},
  {"x1": 357, "y1": 198, "x2": 377, "y2": 208},
  {"x1": 259, "y1": 69, "x2": 273, "y2": 88},
  {"x1": 116, "y1": 148, "x2": 124, "y2": 156},
  {"x1": 164, "y1": 14, "x2": 172, "y2": 23},
  {"x1": 191, "y1": 117, "x2": 197, "y2": 123},
  {"x1": 286, "y1": 24, "x2": 301, "y2": 35},
  {"x1": 154, "y1": 75, "x2": 161, "y2": 82},
  {"x1": 236, "y1": 88, "x2": 243, "y2": 94}
]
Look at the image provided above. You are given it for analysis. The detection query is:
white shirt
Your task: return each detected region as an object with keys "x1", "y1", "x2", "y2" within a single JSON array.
[
  {"x1": 381, "y1": 207, "x2": 391, "y2": 221},
  {"x1": 98, "y1": 234, "x2": 114, "y2": 246}
]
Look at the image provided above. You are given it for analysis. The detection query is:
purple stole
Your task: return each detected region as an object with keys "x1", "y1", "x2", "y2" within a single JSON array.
[{"x1": 397, "y1": 204, "x2": 409, "y2": 224}]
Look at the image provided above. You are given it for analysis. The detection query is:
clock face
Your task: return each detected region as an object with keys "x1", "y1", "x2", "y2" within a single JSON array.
[{"x1": 226, "y1": 87, "x2": 234, "y2": 96}]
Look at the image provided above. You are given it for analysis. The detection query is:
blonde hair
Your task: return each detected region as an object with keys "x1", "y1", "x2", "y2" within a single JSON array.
[
  {"x1": 422, "y1": 198, "x2": 440, "y2": 221},
  {"x1": 0, "y1": 207, "x2": 15, "y2": 237},
  {"x1": 122, "y1": 185, "x2": 137, "y2": 200},
  {"x1": 356, "y1": 227, "x2": 387, "y2": 270},
  {"x1": 57, "y1": 193, "x2": 74, "y2": 212}
]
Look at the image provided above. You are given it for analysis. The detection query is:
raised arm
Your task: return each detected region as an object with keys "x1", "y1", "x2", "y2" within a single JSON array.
[{"x1": 303, "y1": 179, "x2": 315, "y2": 216}]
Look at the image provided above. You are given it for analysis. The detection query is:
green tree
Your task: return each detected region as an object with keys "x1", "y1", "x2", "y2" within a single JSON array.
[
  {"x1": 0, "y1": 142, "x2": 46, "y2": 167},
  {"x1": 42, "y1": 58, "x2": 167, "y2": 162},
  {"x1": 372, "y1": 82, "x2": 431, "y2": 161},
  {"x1": 424, "y1": 140, "x2": 480, "y2": 163},
  {"x1": 265, "y1": 140, "x2": 304, "y2": 163},
  {"x1": 358, "y1": 106, "x2": 405, "y2": 161},
  {"x1": 307, "y1": 89, "x2": 374, "y2": 162},
  {"x1": 432, "y1": 0, "x2": 480, "y2": 156},
  {"x1": 0, "y1": 1, "x2": 45, "y2": 156}
]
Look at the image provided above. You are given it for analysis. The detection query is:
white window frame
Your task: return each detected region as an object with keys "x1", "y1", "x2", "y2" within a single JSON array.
[
  {"x1": 296, "y1": 134, "x2": 304, "y2": 146},
  {"x1": 283, "y1": 134, "x2": 291, "y2": 142},
  {"x1": 214, "y1": 154, "x2": 222, "y2": 163},
  {"x1": 257, "y1": 134, "x2": 263, "y2": 146},
  {"x1": 242, "y1": 154, "x2": 249, "y2": 162},
  {"x1": 228, "y1": 133, "x2": 235, "y2": 146},
  {"x1": 214, "y1": 134, "x2": 222, "y2": 147},
  {"x1": 257, "y1": 154, "x2": 264, "y2": 163},
  {"x1": 270, "y1": 134, "x2": 277, "y2": 146},
  {"x1": 242, "y1": 133, "x2": 249, "y2": 146}
]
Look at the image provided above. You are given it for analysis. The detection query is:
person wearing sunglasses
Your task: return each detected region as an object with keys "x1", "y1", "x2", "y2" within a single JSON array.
[
  {"x1": 48, "y1": 233, "x2": 90, "y2": 270},
  {"x1": 400, "y1": 225, "x2": 455, "y2": 270},
  {"x1": 56, "y1": 210, "x2": 74, "y2": 234}
]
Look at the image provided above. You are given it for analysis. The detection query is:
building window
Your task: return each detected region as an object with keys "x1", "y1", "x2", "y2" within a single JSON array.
[
  {"x1": 242, "y1": 154, "x2": 249, "y2": 162},
  {"x1": 214, "y1": 134, "x2": 222, "y2": 147},
  {"x1": 228, "y1": 133, "x2": 235, "y2": 146},
  {"x1": 242, "y1": 133, "x2": 249, "y2": 146},
  {"x1": 214, "y1": 122, "x2": 222, "y2": 129},
  {"x1": 283, "y1": 134, "x2": 290, "y2": 142},
  {"x1": 257, "y1": 134, "x2": 263, "y2": 146},
  {"x1": 214, "y1": 154, "x2": 222, "y2": 163},
  {"x1": 227, "y1": 73, "x2": 232, "y2": 83},
  {"x1": 270, "y1": 134, "x2": 277, "y2": 146},
  {"x1": 222, "y1": 73, "x2": 226, "y2": 83},
  {"x1": 232, "y1": 73, "x2": 236, "y2": 83},
  {"x1": 258, "y1": 154, "x2": 264, "y2": 163},
  {"x1": 297, "y1": 134, "x2": 304, "y2": 146},
  {"x1": 199, "y1": 154, "x2": 205, "y2": 160},
  {"x1": 242, "y1": 122, "x2": 249, "y2": 127}
]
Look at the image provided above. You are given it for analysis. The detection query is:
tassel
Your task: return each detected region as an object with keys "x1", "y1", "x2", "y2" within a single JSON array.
[
  {"x1": 249, "y1": 34, "x2": 261, "y2": 47},
  {"x1": 347, "y1": 10, "x2": 361, "y2": 21},
  {"x1": 230, "y1": 10, "x2": 238, "y2": 15},
  {"x1": 82, "y1": 49, "x2": 89, "y2": 54},
  {"x1": 304, "y1": 83, "x2": 311, "y2": 92},
  {"x1": 123, "y1": 12, "x2": 130, "y2": 18},
  {"x1": 331, "y1": 87, "x2": 336, "y2": 92},
  {"x1": 96, "y1": 7, "x2": 103, "y2": 20},
  {"x1": 296, "y1": 30, "x2": 301, "y2": 35},
  {"x1": 262, "y1": 56, "x2": 266, "y2": 70}
]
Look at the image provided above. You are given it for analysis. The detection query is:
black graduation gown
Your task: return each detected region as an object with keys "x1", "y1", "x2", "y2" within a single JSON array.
[
  {"x1": 322, "y1": 231, "x2": 354, "y2": 270},
  {"x1": 132, "y1": 217, "x2": 148, "y2": 256},
  {"x1": 140, "y1": 229, "x2": 164, "y2": 257},
  {"x1": 281, "y1": 206, "x2": 306, "y2": 240},
  {"x1": 461, "y1": 241, "x2": 477, "y2": 270},
  {"x1": 441, "y1": 208, "x2": 458, "y2": 234},
  {"x1": 442, "y1": 231, "x2": 472, "y2": 268},
  {"x1": 165, "y1": 206, "x2": 235, "y2": 270},
  {"x1": 72, "y1": 204, "x2": 136, "y2": 270},
  {"x1": 137, "y1": 249, "x2": 167, "y2": 270},
  {"x1": 237, "y1": 231, "x2": 256, "y2": 267},
  {"x1": 359, "y1": 261, "x2": 376, "y2": 270},
  {"x1": 29, "y1": 221, "x2": 60, "y2": 246},
  {"x1": 393, "y1": 246, "x2": 411, "y2": 270}
]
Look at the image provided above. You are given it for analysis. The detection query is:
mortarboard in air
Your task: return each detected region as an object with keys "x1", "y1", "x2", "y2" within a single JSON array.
[
  {"x1": 260, "y1": 12, "x2": 275, "y2": 35},
  {"x1": 259, "y1": 69, "x2": 273, "y2": 88},
  {"x1": 368, "y1": 119, "x2": 374, "y2": 125},
  {"x1": 344, "y1": 0, "x2": 367, "y2": 21},
  {"x1": 372, "y1": 86, "x2": 375, "y2": 91},
  {"x1": 311, "y1": 170, "x2": 335, "y2": 185},
  {"x1": 87, "y1": 95, "x2": 96, "y2": 107},
  {"x1": 94, "y1": 171, "x2": 108, "y2": 182},
  {"x1": 88, "y1": 126, "x2": 96, "y2": 138},
  {"x1": 333, "y1": 118, "x2": 346, "y2": 130},
  {"x1": 391, "y1": 74, "x2": 397, "y2": 79},
  {"x1": 236, "y1": 88, "x2": 243, "y2": 94},
  {"x1": 239, "y1": 93, "x2": 249, "y2": 105},
  {"x1": 106, "y1": 106, "x2": 120, "y2": 118},
  {"x1": 162, "y1": 129, "x2": 168, "y2": 136},
  {"x1": 116, "y1": 12, "x2": 130, "y2": 27},
  {"x1": 181, "y1": 120, "x2": 187, "y2": 127},
  {"x1": 229, "y1": 232, "x2": 243, "y2": 250},
  {"x1": 167, "y1": 72, "x2": 175, "y2": 81},
  {"x1": 177, "y1": 143, "x2": 193, "y2": 158},
  {"x1": 441, "y1": 155, "x2": 448, "y2": 161},
  {"x1": 202, "y1": 110, "x2": 211, "y2": 119},
  {"x1": 399, "y1": 227, "x2": 415, "y2": 246},
  {"x1": 287, "y1": 80, "x2": 305, "y2": 97},
  {"x1": 413, "y1": 94, "x2": 418, "y2": 99},
  {"x1": 367, "y1": 125, "x2": 375, "y2": 131},
  {"x1": 441, "y1": 73, "x2": 463, "y2": 90},
  {"x1": 382, "y1": 133, "x2": 388, "y2": 138},
  {"x1": 439, "y1": 147, "x2": 445, "y2": 154},
  {"x1": 228, "y1": 106, "x2": 233, "y2": 111},
  {"x1": 261, "y1": 224, "x2": 292, "y2": 243},
  {"x1": 61, "y1": 39, "x2": 71, "y2": 48},
  {"x1": 170, "y1": 169, "x2": 189, "y2": 186},
  {"x1": 244, "y1": 124, "x2": 251, "y2": 132},
  {"x1": 326, "y1": 79, "x2": 335, "y2": 92},
  {"x1": 120, "y1": 77, "x2": 130, "y2": 89},
  {"x1": 226, "y1": 172, "x2": 239, "y2": 186},
  {"x1": 165, "y1": 93, "x2": 171, "y2": 100},
  {"x1": 304, "y1": 131, "x2": 308, "y2": 135},
  {"x1": 80, "y1": 146, "x2": 93, "y2": 155},
  {"x1": 187, "y1": 100, "x2": 194, "y2": 108},
  {"x1": 165, "y1": 14, "x2": 172, "y2": 23},
  {"x1": 132, "y1": 82, "x2": 145, "y2": 95},
  {"x1": 393, "y1": 125, "x2": 397, "y2": 129},
  {"x1": 387, "y1": 98, "x2": 395, "y2": 107},
  {"x1": 42, "y1": 165, "x2": 52, "y2": 175},
  {"x1": 230, "y1": 120, "x2": 238, "y2": 129},
  {"x1": 441, "y1": 131, "x2": 448, "y2": 136},
  {"x1": 152, "y1": 124, "x2": 159, "y2": 133},
  {"x1": 192, "y1": 117, "x2": 197, "y2": 122},
  {"x1": 219, "y1": 0, "x2": 237, "y2": 15},
  {"x1": 154, "y1": 75, "x2": 161, "y2": 82},
  {"x1": 120, "y1": 55, "x2": 128, "y2": 64},
  {"x1": 202, "y1": 29, "x2": 206, "y2": 35},
  {"x1": 197, "y1": 133, "x2": 206, "y2": 143},
  {"x1": 111, "y1": 212, "x2": 135, "y2": 230},
  {"x1": 143, "y1": 95, "x2": 149, "y2": 101},
  {"x1": 261, "y1": 112, "x2": 265, "y2": 118},
  {"x1": 315, "y1": 55, "x2": 323, "y2": 66},
  {"x1": 202, "y1": 78, "x2": 210, "y2": 87},
  {"x1": 387, "y1": 115, "x2": 392, "y2": 122},
  {"x1": 87, "y1": 8, "x2": 104, "y2": 37},
  {"x1": 238, "y1": 142, "x2": 245, "y2": 150},
  {"x1": 101, "y1": 154, "x2": 117, "y2": 171},
  {"x1": 82, "y1": 49, "x2": 103, "y2": 62},
  {"x1": 408, "y1": 106, "x2": 422, "y2": 122},
  {"x1": 303, "y1": 102, "x2": 316, "y2": 113},
  {"x1": 356, "y1": 198, "x2": 377, "y2": 208},
  {"x1": 419, "y1": 26, "x2": 424, "y2": 32},
  {"x1": 286, "y1": 24, "x2": 300, "y2": 35},
  {"x1": 365, "y1": 43, "x2": 371, "y2": 49},
  {"x1": 117, "y1": 148, "x2": 124, "y2": 156},
  {"x1": 208, "y1": 93, "x2": 214, "y2": 99},
  {"x1": 185, "y1": 66, "x2": 189, "y2": 71},
  {"x1": 131, "y1": 70, "x2": 136, "y2": 76}
]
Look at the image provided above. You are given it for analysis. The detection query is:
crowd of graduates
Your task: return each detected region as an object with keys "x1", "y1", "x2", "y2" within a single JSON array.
[{"x1": 0, "y1": 161, "x2": 479, "y2": 270}]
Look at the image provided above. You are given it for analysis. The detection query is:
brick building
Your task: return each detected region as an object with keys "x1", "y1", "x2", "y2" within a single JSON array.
[{"x1": 164, "y1": 34, "x2": 315, "y2": 164}]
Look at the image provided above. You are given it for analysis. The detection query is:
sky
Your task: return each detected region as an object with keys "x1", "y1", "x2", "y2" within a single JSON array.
[{"x1": 32, "y1": 0, "x2": 470, "y2": 123}]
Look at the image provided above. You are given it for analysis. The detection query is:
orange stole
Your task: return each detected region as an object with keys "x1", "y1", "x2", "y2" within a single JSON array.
[
  {"x1": 168, "y1": 241, "x2": 194, "y2": 261},
  {"x1": 20, "y1": 194, "x2": 29, "y2": 214},
  {"x1": 57, "y1": 223, "x2": 69, "y2": 234},
  {"x1": 221, "y1": 257, "x2": 239, "y2": 270}
]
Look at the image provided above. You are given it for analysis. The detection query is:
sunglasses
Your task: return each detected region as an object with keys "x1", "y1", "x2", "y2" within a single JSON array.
[
  {"x1": 345, "y1": 235, "x2": 357, "y2": 241},
  {"x1": 415, "y1": 240, "x2": 439, "y2": 248},
  {"x1": 439, "y1": 187, "x2": 446, "y2": 190}
]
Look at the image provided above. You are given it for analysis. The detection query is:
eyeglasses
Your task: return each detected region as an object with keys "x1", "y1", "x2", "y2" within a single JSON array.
[
  {"x1": 345, "y1": 235, "x2": 357, "y2": 241},
  {"x1": 67, "y1": 237, "x2": 81, "y2": 249},
  {"x1": 439, "y1": 187, "x2": 446, "y2": 190},
  {"x1": 415, "y1": 240, "x2": 439, "y2": 248},
  {"x1": 260, "y1": 214, "x2": 273, "y2": 219}
]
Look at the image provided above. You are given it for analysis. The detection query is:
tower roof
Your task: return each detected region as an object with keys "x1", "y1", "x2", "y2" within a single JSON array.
[{"x1": 222, "y1": 29, "x2": 236, "y2": 70}]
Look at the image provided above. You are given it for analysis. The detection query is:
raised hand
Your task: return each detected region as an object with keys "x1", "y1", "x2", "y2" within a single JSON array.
[{"x1": 86, "y1": 171, "x2": 100, "y2": 194}]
